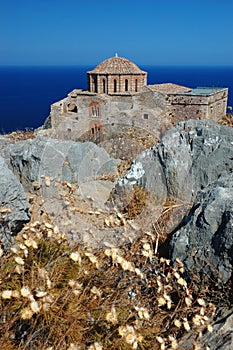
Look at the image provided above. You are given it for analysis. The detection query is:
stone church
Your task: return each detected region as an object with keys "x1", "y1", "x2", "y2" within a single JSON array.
[{"x1": 49, "y1": 55, "x2": 228, "y2": 140}]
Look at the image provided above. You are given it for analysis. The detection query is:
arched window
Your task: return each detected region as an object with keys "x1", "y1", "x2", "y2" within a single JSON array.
[
  {"x1": 114, "y1": 79, "x2": 117, "y2": 93},
  {"x1": 125, "y1": 79, "x2": 128, "y2": 92},
  {"x1": 103, "y1": 79, "x2": 106, "y2": 94},
  {"x1": 135, "y1": 79, "x2": 138, "y2": 92},
  {"x1": 89, "y1": 101, "x2": 101, "y2": 117}
]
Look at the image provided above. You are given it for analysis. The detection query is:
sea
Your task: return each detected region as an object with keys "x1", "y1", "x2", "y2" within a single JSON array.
[{"x1": 0, "y1": 65, "x2": 232, "y2": 133}]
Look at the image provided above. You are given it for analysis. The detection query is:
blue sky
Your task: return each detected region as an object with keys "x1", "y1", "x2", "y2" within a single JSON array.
[{"x1": 1, "y1": 0, "x2": 233, "y2": 66}]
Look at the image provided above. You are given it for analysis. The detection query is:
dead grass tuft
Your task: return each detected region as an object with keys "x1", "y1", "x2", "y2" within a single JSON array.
[{"x1": 0, "y1": 217, "x2": 219, "y2": 349}]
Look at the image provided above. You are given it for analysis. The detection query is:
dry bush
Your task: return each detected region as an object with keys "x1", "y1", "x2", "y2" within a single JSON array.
[
  {"x1": 217, "y1": 113, "x2": 233, "y2": 127},
  {"x1": 0, "y1": 219, "x2": 217, "y2": 350},
  {"x1": 123, "y1": 186, "x2": 148, "y2": 219}
]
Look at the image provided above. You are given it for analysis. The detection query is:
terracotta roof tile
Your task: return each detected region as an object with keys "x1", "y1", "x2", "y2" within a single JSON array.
[
  {"x1": 88, "y1": 56, "x2": 146, "y2": 75},
  {"x1": 147, "y1": 83, "x2": 192, "y2": 94}
]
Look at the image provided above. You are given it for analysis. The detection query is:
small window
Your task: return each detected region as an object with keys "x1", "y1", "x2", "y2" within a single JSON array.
[
  {"x1": 92, "y1": 106, "x2": 99, "y2": 117},
  {"x1": 143, "y1": 114, "x2": 149, "y2": 119},
  {"x1": 135, "y1": 79, "x2": 138, "y2": 92},
  {"x1": 114, "y1": 79, "x2": 117, "y2": 93},
  {"x1": 125, "y1": 79, "x2": 128, "y2": 92},
  {"x1": 103, "y1": 79, "x2": 106, "y2": 93}
]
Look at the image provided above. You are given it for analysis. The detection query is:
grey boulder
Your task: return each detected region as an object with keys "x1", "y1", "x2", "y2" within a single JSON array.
[
  {"x1": 170, "y1": 173, "x2": 233, "y2": 283},
  {"x1": 0, "y1": 155, "x2": 30, "y2": 248},
  {"x1": 8, "y1": 137, "x2": 119, "y2": 191},
  {"x1": 113, "y1": 119, "x2": 233, "y2": 227}
]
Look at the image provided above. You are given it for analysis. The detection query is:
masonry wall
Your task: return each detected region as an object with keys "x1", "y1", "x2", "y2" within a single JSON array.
[
  {"x1": 88, "y1": 73, "x2": 147, "y2": 94},
  {"x1": 167, "y1": 89, "x2": 228, "y2": 122},
  {"x1": 50, "y1": 87, "x2": 228, "y2": 142},
  {"x1": 50, "y1": 89, "x2": 167, "y2": 141}
]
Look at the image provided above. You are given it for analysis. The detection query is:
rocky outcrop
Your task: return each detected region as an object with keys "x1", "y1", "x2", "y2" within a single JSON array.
[
  {"x1": 178, "y1": 308, "x2": 233, "y2": 350},
  {"x1": 112, "y1": 120, "x2": 233, "y2": 228},
  {"x1": 0, "y1": 155, "x2": 30, "y2": 248},
  {"x1": 170, "y1": 173, "x2": 233, "y2": 283},
  {"x1": 8, "y1": 137, "x2": 119, "y2": 192},
  {"x1": 199, "y1": 309, "x2": 233, "y2": 350}
]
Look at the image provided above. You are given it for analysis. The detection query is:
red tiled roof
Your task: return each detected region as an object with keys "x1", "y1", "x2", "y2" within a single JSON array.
[
  {"x1": 88, "y1": 56, "x2": 147, "y2": 75},
  {"x1": 147, "y1": 83, "x2": 192, "y2": 94}
]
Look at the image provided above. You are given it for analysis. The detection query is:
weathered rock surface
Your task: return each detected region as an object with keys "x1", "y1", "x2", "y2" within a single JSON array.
[
  {"x1": 178, "y1": 308, "x2": 233, "y2": 350},
  {"x1": 8, "y1": 137, "x2": 119, "y2": 193},
  {"x1": 199, "y1": 309, "x2": 233, "y2": 350},
  {"x1": 170, "y1": 172, "x2": 233, "y2": 283},
  {"x1": 0, "y1": 155, "x2": 30, "y2": 248},
  {"x1": 112, "y1": 120, "x2": 233, "y2": 229}
]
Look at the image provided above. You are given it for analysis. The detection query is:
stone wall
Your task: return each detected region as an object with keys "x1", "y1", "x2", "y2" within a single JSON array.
[
  {"x1": 88, "y1": 73, "x2": 147, "y2": 94},
  {"x1": 168, "y1": 89, "x2": 228, "y2": 122},
  {"x1": 49, "y1": 86, "x2": 228, "y2": 141}
]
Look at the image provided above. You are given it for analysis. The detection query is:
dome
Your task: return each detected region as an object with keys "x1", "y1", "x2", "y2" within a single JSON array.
[{"x1": 88, "y1": 55, "x2": 146, "y2": 75}]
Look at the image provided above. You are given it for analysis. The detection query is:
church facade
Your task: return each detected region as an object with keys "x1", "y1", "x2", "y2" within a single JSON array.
[{"x1": 49, "y1": 55, "x2": 228, "y2": 141}]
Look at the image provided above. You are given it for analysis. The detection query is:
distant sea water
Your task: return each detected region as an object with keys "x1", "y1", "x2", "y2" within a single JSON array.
[{"x1": 0, "y1": 65, "x2": 232, "y2": 133}]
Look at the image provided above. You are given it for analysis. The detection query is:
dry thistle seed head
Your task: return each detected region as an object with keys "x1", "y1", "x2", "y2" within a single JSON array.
[
  {"x1": 143, "y1": 242, "x2": 151, "y2": 251},
  {"x1": 10, "y1": 246, "x2": 18, "y2": 254},
  {"x1": 158, "y1": 296, "x2": 166, "y2": 307},
  {"x1": 14, "y1": 256, "x2": 24, "y2": 265},
  {"x1": 87, "y1": 342, "x2": 103, "y2": 350},
  {"x1": 85, "y1": 252, "x2": 99, "y2": 268},
  {"x1": 179, "y1": 266, "x2": 185, "y2": 273},
  {"x1": 167, "y1": 299, "x2": 172, "y2": 309},
  {"x1": 90, "y1": 286, "x2": 102, "y2": 298},
  {"x1": 24, "y1": 238, "x2": 38, "y2": 249},
  {"x1": 197, "y1": 298, "x2": 206, "y2": 307},
  {"x1": 121, "y1": 260, "x2": 135, "y2": 272},
  {"x1": 207, "y1": 324, "x2": 213, "y2": 333},
  {"x1": 21, "y1": 286, "x2": 31, "y2": 298},
  {"x1": 174, "y1": 271, "x2": 180, "y2": 279},
  {"x1": 183, "y1": 318, "x2": 191, "y2": 331},
  {"x1": 1, "y1": 290, "x2": 12, "y2": 299},
  {"x1": 177, "y1": 277, "x2": 187, "y2": 287},
  {"x1": 21, "y1": 307, "x2": 34, "y2": 320},
  {"x1": 135, "y1": 306, "x2": 150, "y2": 320},
  {"x1": 142, "y1": 249, "x2": 153, "y2": 258},
  {"x1": 168, "y1": 335, "x2": 178, "y2": 349},
  {"x1": 175, "y1": 257, "x2": 183, "y2": 266},
  {"x1": 44, "y1": 222, "x2": 53, "y2": 229},
  {"x1": 12, "y1": 290, "x2": 20, "y2": 298},
  {"x1": 174, "y1": 319, "x2": 182, "y2": 328},
  {"x1": 156, "y1": 336, "x2": 165, "y2": 344},
  {"x1": 106, "y1": 306, "x2": 117, "y2": 324},
  {"x1": 19, "y1": 243, "x2": 27, "y2": 250},
  {"x1": 15, "y1": 265, "x2": 24, "y2": 274},
  {"x1": 30, "y1": 301, "x2": 41, "y2": 313},
  {"x1": 36, "y1": 290, "x2": 47, "y2": 298},
  {"x1": 185, "y1": 297, "x2": 192, "y2": 307},
  {"x1": 192, "y1": 314, "x2": 203, "y2": 326},
  {"x1": 70, "y1": 251, "x2": 81, "y2": 263},
  {"x1": 160, "y1": 257, "x2": 170, "y2": 265},
  {"x1": 135, "y1": 268, "x2": 144, "y2": 279},
  {"x1": 200, "y1": 307, "x2": 205, "y2": 316}
]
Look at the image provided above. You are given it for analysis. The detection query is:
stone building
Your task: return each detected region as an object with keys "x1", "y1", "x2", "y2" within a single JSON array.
[{"x1": 49, "y1": 55, "x2": 228, "y2": 141}]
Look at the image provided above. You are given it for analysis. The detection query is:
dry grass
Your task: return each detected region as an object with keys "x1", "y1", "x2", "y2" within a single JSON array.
[
  {"x1": 217, "y1": 113, "x2": 233, "y2": 127},
  {"x1": 0, "y1": 218, "x2": 218, "y2": 350},
  {"x1": 5, "y1": 130, "x2": 35, "y2": 143}
]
